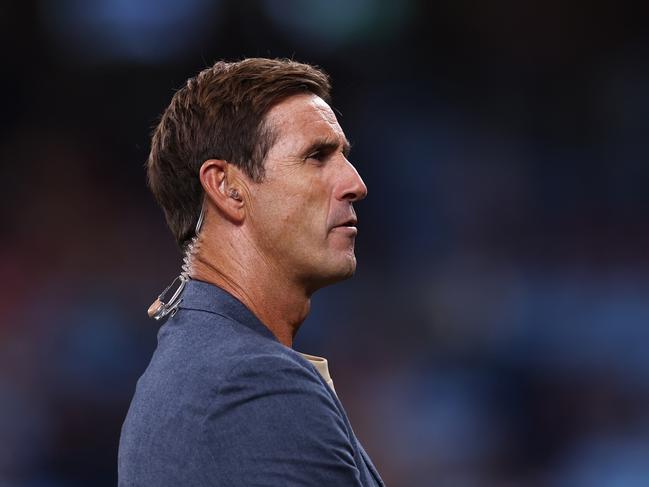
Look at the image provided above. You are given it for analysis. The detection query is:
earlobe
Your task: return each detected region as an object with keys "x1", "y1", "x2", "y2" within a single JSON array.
[{"x1": 199, "y1": 159, "x2": 246, "y2": 223}]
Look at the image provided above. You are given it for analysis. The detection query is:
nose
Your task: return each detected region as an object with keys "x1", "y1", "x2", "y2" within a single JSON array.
[{"x1": 338, "y1": 158, "x2": 368, "y2": 202}]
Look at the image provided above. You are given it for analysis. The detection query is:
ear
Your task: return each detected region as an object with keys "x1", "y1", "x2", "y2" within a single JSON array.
[{"x1": 199, "y1": 159, "x2": 246, "y2": 224}]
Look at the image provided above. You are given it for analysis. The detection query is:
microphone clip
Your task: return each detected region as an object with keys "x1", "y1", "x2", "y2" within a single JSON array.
[{"x1": 147, "y1": 274, "x2": 188, "y2": 321}]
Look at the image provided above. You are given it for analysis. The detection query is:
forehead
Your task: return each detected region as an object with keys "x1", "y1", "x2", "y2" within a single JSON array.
[{"x1": 263, "y1": 94, "x2": 346, "y2": 152}]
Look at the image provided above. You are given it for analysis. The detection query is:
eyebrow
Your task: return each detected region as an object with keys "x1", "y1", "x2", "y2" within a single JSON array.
[{"x1": 301, "y1": 136, "x2": 352, "y2": 159}]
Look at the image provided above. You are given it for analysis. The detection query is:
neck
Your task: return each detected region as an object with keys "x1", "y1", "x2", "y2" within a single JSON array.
[{"x1": 188, "y1": 229, "x2": 310, "y2": 348}]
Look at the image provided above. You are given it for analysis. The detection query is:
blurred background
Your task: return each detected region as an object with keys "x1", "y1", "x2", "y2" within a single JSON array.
[{"x1": 2, "y1": 0, "x2": 649, "y2": 485}]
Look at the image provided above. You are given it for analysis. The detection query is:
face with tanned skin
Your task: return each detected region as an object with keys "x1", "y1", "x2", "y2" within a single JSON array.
[{"x1": 243, "y1": 93, "x2": 368, "y2": 294}]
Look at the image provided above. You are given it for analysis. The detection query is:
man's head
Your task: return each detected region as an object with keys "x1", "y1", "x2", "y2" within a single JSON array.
[
  {"x1": 147, "y1": 58, "x2": 332, "y2": 248},
  {"x1": 147, "y1": 58, "x2": 367, "y2": 292}
]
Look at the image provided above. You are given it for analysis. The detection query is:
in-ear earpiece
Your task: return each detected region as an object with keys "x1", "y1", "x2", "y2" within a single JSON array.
[{"x1": 228, "y1": 188, "x2": 241, "y2": 201}]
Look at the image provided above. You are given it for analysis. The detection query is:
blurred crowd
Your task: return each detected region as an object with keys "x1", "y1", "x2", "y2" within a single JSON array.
[{"x1": 1, "y1": 1, "x2": 648, "y2": 485}]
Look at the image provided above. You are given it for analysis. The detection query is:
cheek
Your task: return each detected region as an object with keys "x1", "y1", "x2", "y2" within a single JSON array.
[
  {"x1": 279, "y1": 193, "x2": 323, "y2": 235},
  {"x1": 252, "y1": 171, "x2": 332, "y2": 238},
  {"x1": 283, "y1": 180, "x2": 329, "y2": 224}
]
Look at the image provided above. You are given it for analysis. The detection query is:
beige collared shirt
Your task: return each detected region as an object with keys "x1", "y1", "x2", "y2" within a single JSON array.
[{"x1": 299, "y1": 352, "x2": 336, "y2": 396}]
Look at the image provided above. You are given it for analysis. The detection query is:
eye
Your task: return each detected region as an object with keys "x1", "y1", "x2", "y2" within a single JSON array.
[{"x1": 307, "y1": 151, "x2": 327, "y2": 163}]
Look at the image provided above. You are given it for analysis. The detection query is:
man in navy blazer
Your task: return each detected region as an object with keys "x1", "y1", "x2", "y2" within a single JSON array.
[{"x1": 118, "y1": 58, "x2": 385, "y2": 486}]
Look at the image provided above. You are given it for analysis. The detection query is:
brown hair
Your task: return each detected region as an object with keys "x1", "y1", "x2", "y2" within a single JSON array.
[{"x1": 146, "y1": 58, "x2": 331, "y2": 248}]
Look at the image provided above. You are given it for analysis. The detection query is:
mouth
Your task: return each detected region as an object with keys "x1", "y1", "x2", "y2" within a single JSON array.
[
  {"x1": 331, "y1": 217, "x2": 358, "y2": 236},
  {"x1": 334, "y1": 217, "x2": 358, "y2": 229}
]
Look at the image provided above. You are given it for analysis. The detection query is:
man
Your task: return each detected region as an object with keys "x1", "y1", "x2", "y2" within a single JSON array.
[{"x1": 118, "y1": 58, "x2": 384, "y2": 486}]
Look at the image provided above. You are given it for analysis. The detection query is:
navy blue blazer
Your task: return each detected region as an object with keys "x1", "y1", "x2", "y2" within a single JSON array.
[{"x1": 118, "y1": 279, "x2": 384, "y2": 486}]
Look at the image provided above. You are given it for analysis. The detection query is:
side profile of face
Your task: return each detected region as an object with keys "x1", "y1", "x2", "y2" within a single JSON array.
[{"x1": 245, "y1": 93, "x2": 368, "y2": 293}]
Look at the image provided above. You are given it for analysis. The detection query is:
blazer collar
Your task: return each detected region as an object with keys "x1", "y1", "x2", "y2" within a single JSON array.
[{"x1": 178, "y1": 279, "x2": 278, "y2": 342}]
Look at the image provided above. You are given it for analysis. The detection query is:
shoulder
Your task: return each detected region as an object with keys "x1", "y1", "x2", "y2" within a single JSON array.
[
  {"x1": 124, "y1": 307, "x2": 288, "y2": 433},
  {"x1": 222, "y1": 347, "x2": 324, "y2": 390},
  {"x1": 213, "y1": 347, "x2": 341, "y2": 424},
  {"x1": 155, "y1": 306, "x2": 280, "y2": 372},
  {"x1": 121, "y1": 309, "x2": 364, "y2": 485},
  {"x1": 202, "y1": 351, "x2": 362, "y2": 485},
  {"x1": 144, "y1": 308, "x2": 329, "y2": 411}
]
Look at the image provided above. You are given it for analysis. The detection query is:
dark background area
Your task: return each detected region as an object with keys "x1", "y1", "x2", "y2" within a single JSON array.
[{"x1": 2, "y1": 1, "x2": 649, "y2": 485}]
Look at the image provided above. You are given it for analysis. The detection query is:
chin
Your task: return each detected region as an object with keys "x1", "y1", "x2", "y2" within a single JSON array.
[
  {"x1": 340, "y1": 255, "x2": 357, "y2": 278},
  {"x1": 304, "y1": 254, "x2": 357, "y2": 292},
  {"x1": 323, "y1": 254, "x2": 357, "y2": 283}
]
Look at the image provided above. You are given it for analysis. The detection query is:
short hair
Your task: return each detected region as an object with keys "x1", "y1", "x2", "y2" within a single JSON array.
[{"x1": 146, "y1": 58, "x2": 331, "y2": 249}]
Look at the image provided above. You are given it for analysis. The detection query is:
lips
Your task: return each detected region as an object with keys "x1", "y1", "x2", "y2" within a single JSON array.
[
  {"x1": 329, "y1": 206, "x2": 358, "y2": 232},
  {"x1": 333, "y1": 217, "x2": 357, "y2": 229},
  {"x1": 330, "y1": 216, "x2": 358, "y2": 238}
]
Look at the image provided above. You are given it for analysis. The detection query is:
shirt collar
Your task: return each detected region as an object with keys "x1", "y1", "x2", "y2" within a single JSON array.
[{"x1": 178, "y1": 278, "x2": 278, "y2": 342}]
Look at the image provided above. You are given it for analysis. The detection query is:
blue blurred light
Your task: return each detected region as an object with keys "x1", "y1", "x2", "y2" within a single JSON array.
[
  {"x1": 261, "y1": 0, "x2": 411, "y2": 52},
  {"x1": 40, "y1": 0, "x2": 220, "y2": 63},
  {"x1": 557, "y1": 434, "x2": 649, "y2": 487}
]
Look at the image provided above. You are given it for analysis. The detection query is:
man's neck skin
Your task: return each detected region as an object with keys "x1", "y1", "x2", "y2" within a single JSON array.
[{"x1": 189, "y1": 225, "x2": 310, "y2": 349}]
